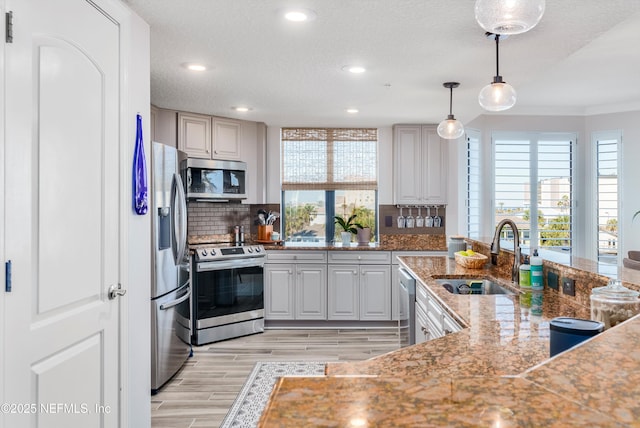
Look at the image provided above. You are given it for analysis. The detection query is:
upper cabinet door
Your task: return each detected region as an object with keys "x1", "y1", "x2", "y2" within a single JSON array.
[
  {"x1": 212, "y1": 118, "x2": 241, "y2": 160},
  {"x1": 421, "y1": 126, "x2": 448, "y2": 204},
  {"x1": 393, "y1": 125, "x2": 448, "y2": 205},
  {"x1": 393, "y1": 126, "x2": 423, "y2": 204},
  {"x1": 178, "y1": 112, "x2": 211, "y2": 158}
]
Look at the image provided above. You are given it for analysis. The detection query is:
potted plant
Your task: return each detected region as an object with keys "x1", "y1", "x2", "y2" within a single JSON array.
[
  {"x1": 356, "y1": 223, "x2": 372, "y2": 245},
  {"x1": 334, "y1": 214, "x2": 363, "y2": 246}
]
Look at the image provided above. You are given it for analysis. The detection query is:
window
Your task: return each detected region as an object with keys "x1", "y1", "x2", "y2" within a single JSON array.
[
  {"x1": 465, "y1": 130, "x2": 481, "y2": 239},
  {"x1": 594, "y1": 131, "x2": 621, "y2": 264},
  {"x1": 281, "y1": 128, "x2": 378, "y2": 243},
  {"x1": 493, "y1": 132, "x2": 574, "y2": 256}
]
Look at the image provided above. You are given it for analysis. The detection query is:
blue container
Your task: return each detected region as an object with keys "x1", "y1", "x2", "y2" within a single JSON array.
[{"x1": 549, "y1": 317, "x2": 604, "y2": 357}]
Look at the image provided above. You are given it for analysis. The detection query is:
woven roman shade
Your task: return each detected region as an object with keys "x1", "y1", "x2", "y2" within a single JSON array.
[{"x1": 281, "y1": 128, "x2": 378, "y2": 191}]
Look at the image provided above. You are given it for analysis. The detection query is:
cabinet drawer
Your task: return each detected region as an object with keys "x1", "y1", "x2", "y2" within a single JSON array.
[
  {"x1": 266, "y1": 251, "x2": 327, "y2": 264},
  {"x1": 442, "y1": 311, "x2": 462, "y2": 336},
  {"x1": 415, "y1": 283, "x2": 429, "y2": 313},
  {"x1": 328, "y1": 251, "x2": 391, "y2": 264}
]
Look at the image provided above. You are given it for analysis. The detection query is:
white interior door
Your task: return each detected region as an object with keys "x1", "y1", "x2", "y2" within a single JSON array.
[{"x1": 4, "y1": 0, "x2": 121, "y2": 426}]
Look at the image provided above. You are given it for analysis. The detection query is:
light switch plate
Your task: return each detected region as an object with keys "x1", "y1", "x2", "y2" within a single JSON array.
[
  {"x1": 547, "y1": 271, "x2": 559, "y2": 290},
  {"x1": 562, "y1": 277, "x2": 575, "y2": 296}
]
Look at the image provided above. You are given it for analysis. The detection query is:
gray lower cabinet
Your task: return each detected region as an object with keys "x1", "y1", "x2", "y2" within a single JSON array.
[
  {"x1": 415, "y1": 282, "x2": 462, "y2": 341},
  {"x1": 264, "y1": 251, "x2": 327, "y2": 320},
  {"x1": 266, "y1": 250, "x2": 394, "y2": 322},
  {"x1": 295, "y1": 264, "x2": 327, "y2": 320},
  {"x1": 327, "y1": 252, "x2": 391, "y2": 321},
  {"x1": 264, "y1": 263, "x2": 295, "y2": 320}
]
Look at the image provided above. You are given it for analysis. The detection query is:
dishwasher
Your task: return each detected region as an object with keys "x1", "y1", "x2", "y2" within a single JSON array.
[{"x1": 398, "y1": 268, "x2": 416, "y2": 347}]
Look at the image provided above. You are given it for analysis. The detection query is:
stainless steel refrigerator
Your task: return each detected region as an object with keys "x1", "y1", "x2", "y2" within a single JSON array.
[{"x1": 150, "y1": 141, "x2": 191, "y2": 394}]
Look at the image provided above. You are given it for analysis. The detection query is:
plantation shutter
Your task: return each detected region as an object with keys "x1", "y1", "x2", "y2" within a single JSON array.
[{"x1": 281, "y1": 128, "x2": 378, "y2": 191}]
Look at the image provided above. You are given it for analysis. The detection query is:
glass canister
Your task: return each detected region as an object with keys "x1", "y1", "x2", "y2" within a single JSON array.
[
  {"x1": 590, "y1": 279, "x2": 640, "y2": 329},
  {"x1": 447, "y1": 236, "x2": 467, "y2": 259}
]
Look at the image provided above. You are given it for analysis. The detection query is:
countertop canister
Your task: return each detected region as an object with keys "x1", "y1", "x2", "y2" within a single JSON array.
[{"x1": 447, "y1": 236, "x2": 467, "y2": 259}]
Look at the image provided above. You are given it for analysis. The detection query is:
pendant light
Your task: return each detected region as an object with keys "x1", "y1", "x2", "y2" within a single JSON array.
[
  {"x1": 475, "y1": 0, "x2": 545, "y2": 35},
  {"x1": 478, "y1": 33, "x2": 516, "y2": 112},
  {"x1": 437, "y1": 82, "x2": 464, "y2": 140}
]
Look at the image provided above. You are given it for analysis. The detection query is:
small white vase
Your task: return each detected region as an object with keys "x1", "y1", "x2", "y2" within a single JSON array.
[{"x1": 341, "y1": 231, "x2": 352, "y2": 246}]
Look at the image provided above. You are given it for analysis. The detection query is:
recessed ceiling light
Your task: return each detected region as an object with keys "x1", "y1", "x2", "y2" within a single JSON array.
[
  {"x1": 342, "y1": 65, "x2": 366, "y2": 74},
  {"x1": 232, "y1": 106, "x2": 252, "y2": 112},
  {"x1": 182, "y1": 63, "x2": 207, "y2": 72},
  {"x1": 281, "y1": 8, "x2": 317, "y2": 22},
  {"x1": 346, "y1": 108, "x2": 359, "y2": 114}
]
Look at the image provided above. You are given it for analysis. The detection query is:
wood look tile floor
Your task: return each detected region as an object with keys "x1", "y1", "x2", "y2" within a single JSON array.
[{"x1": 151, "y1": 328, "x2": 400, "y2": 428}]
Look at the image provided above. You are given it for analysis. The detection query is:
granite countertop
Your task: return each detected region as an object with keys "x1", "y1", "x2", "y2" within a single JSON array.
[{"x1": 259, "y1": 255, "x2": 640, "y2": 427}]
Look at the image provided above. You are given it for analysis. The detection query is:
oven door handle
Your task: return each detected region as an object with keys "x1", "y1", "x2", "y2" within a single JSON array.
[
  {"x1": 197, "y1": 258, "x2": 265, "y2": 271},
  {"x1": 160, "y1": 284, "x2": 191, "y2": 311}
]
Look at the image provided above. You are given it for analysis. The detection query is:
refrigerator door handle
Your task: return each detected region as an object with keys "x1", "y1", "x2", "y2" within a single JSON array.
[
  {"x1": 171, "y1": 172, "x2": 188, "y2": 265},
  {"x1": 160, "y1": 284, "x2": 191, "y2": 311}
]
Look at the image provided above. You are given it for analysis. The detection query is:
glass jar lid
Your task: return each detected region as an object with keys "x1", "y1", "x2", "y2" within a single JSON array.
[{"x1": 591, "y1": 279, "x2": 640, "y2": 301}]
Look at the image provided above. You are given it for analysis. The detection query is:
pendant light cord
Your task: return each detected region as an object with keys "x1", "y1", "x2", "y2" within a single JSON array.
[
  {"x1": 449, "y1": 85, "x2": 453, "y2": 116},
  {"x1": 495, "y1": 34, "x2": 501, "y2": 77}
]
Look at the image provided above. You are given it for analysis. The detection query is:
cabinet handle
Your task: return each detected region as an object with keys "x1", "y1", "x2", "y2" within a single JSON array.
[
  {"x1": 288, "y1": 270, "x2": 292, "y2": 275},
  {"x1": 353, "y1": 271, "x2": 357, "y2": 275}
]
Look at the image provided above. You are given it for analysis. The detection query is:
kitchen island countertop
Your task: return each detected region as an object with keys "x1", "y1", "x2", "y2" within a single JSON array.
[{"x1": 258, "y1": 255, "x2": 640, "y2": 427}]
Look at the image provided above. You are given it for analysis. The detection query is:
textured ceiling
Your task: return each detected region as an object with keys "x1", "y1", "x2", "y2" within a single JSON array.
[{"x1": 124, "y1": 0, "x2": 640, "y2": 127}]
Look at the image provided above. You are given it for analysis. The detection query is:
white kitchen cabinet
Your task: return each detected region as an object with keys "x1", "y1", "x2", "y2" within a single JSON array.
[
  {"x1": 265, "y1": 251, "x2": 327, "y2": 320},
  {"x1": 295, "y1": 264, "x2": 327, "y2": 320},
  {"x1": 327, "y1": 265, "x2": 360, "y2": 320},
  {"x1": 213, "y1": 118, "x2": 242, "y2": 160},
  {"x1": 359, "y1": 265, "x2": 391, "y2": 320},
  {"x1": 393, "y1": 125, "x2": 448, "y2": 205},
  {"x1": 178, "y1": 112, "x2": 211, "y2": 159},
  {"x1": 415, "y1": 282, "x2": 462, "y2": 340},
  {"x1": 151, "y1": 105, "x2": 178, "y2": 147},
  {"x1": 178, "y1": 112, "x2": 242, "y2": 160},
  {"x1": 327, "y1": 252, "x2": 391, "y2": 321},
  {"x1": 264, "y1": 263, "x2": 295, "y2": 320}
]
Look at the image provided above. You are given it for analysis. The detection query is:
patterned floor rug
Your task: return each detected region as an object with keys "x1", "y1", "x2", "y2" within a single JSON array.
[{"x1": 220, "y1": 361, "x2": 326, "y2": 428}]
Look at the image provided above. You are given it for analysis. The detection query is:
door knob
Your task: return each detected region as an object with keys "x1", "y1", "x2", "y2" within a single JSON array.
[{"x1": 108, "y1": 283, "x2": 127, "y2": 300}]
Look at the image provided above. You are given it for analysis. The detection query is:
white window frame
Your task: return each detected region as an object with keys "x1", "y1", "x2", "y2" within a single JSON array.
[
  {"x1": 491, "y1": 131, "x2": 576, "y2": 261},
  {"x1": 592, "y1": 130, "x2": 622, "y2": 266}
]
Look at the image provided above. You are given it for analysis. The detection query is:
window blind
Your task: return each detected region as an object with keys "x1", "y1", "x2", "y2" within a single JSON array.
[
  {"x1": 493, "y1": 133, "x2": 574, "y2": 253},
  {"x1": 281, "y1": 128, "x2": 378, "y2": 191},
  {"x1": 595, "y1": 134, "x2": 619, "y2": 263},
  {"x1": 466, "y1": 132, "x2": 481, "y2": 239}
]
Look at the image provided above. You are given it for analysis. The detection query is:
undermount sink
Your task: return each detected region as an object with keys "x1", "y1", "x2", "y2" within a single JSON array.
[{"x1": 435, "y1": 278, "x2": 517, "y2": 295}]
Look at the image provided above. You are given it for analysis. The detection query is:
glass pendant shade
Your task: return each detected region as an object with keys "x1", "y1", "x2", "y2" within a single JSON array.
[
  {"x1": 437, "y1": 82, "x2": 464, "y2": 140},
  {"x1": 475, "y1": 0, "x2": 545, "y2": 35},
  {"x1": 437, "y1": 115, "x2": 465, "y2": 140},
  {"x1": 478, "y1": 79, "x2": 517, "y2": 111}
]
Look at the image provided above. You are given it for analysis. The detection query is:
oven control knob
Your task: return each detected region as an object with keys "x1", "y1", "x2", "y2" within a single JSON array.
[
  {"x1": 210, "y1": 249, "x2": 216, "y2": 256},
  {"x1": 255, "y1": 246, "x2": 261, "y2": 253},
  {"x1": 247, "y1": 247, "x2": 253, "y2": 253},
  {"x1": 200, "y1": 249, "x2": 208, "y2": 257}
]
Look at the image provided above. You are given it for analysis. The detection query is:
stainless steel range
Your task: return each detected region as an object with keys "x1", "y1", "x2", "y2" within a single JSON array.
[{"x1": 191, "y1": 244, "x2": 266, "y2": 345}]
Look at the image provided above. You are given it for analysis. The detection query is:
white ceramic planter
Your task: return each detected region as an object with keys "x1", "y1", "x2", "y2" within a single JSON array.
[{"x1": 341, "y1": 231, "x2": 352, "y2": 246}]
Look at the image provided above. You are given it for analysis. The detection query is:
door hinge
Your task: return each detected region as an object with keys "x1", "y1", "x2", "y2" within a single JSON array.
[
  {"x1": 6, "y1": 11, "x2": 13, "y2": 43},
  {"x1": 5, "y1": 260, "x2": 12, "y2": 292}
]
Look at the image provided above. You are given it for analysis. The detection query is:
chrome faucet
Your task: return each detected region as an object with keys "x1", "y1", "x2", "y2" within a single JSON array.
[{"x1": 491, "y1": 219, "x2": 521, "y2": 283}]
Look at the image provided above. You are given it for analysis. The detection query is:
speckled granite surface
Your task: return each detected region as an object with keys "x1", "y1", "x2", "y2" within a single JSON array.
[{"x1": 259, "y1": 255, "x2": 640, "y2": 427}]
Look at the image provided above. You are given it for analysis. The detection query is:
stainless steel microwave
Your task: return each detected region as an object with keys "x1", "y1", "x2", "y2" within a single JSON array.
[{"x1": 185, "y1": 158, "x2": 247, "y2": 201}]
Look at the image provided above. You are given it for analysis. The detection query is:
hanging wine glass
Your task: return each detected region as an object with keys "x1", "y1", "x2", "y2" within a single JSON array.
[
  {"x1": 416, "y1": 206, "x2": 424, "y2": 228},
  {"x1": 434, "y1": 206, "x2": 442, "y2": 228},
  {"x1": 397, "y1": 206, "x2": 405, "y2": 228},
  {"x1": 426, "y1": 206, "x2": 434, "y2": 227},
  {"x1": 406, "y1": 206, "x2": 415, "y2": 228}
]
